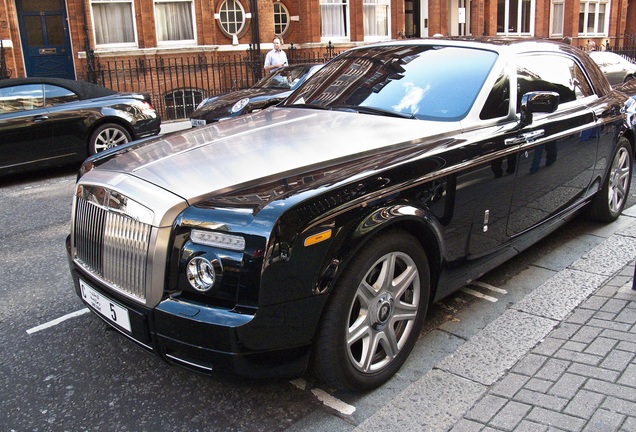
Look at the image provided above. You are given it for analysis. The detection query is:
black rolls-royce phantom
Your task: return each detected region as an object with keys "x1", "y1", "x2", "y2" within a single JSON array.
[{"x1": 67, "y1": 38, "x2": 636, "y2": 391}]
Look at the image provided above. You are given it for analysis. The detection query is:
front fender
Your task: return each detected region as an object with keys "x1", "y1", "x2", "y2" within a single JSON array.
[{"x1": 313, "y1": 201, "x2": 446, "y2": 299}]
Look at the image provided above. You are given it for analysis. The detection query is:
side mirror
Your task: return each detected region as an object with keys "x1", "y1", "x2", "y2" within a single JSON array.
[{"x1": 520, "y1": 91, "x2": 560, "y2": 126}]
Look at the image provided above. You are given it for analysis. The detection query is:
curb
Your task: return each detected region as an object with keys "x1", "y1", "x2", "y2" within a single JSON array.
[{"x1": 355, "y1": 209, "x2": 636, "y2": 431}]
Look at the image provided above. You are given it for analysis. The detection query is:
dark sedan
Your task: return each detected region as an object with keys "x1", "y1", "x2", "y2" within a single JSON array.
[
  {"x1": 0, "y1": 77, "x2": 160, "y2": 175},
  {"x1": 589, "y1": 51, "x2": 636, "y2": 86},
  {"x1": 189, "y1": 63, "x2": 323, "y2": 126},
  {"x1": 68, "y1": 39, "x2": 636, "y2": 392}
]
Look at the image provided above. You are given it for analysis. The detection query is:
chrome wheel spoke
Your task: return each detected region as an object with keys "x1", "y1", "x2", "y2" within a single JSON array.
[{"x1": 347, "y1": 251, "x2": 420, "y2": 373}]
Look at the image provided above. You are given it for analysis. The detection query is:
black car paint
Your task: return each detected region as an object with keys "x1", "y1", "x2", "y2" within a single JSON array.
[
  {"x1": 0, "y1": 77, "x2": 160, "y2": 175},
  {"x1": 189, "y1": 64, "x2": 322, "y2": 124},
  {"x1": 67, "y1": 39, "x2": 636, "y2": 386}
]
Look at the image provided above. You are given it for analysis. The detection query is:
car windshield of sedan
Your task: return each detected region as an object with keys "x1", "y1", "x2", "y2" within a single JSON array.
[
  {"x1": 256, "y1": 66, "x2": 312, "y2": 90},
  {"x1": 282, "y1": 45, "x2": 499, "y2": 121}
]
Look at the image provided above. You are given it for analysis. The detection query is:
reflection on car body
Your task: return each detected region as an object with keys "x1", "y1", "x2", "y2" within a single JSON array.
[
  {"x1": 67, "y1": 38, "x2": 636, "y2": 392},
  {"x1": 589, "y1": 51, "x2": 636, "y2": 86},
  {"x1": 0, "y1": 77, "x2": 160, "y2": 175},
  {"x1": 189, "y1": 63, "x2": 323, "y2": 126}
]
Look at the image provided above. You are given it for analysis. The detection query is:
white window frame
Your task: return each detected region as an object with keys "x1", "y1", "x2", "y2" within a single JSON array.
[
  {"x1": 497, "y1": 0, "x2": 535, "y2": 36},
  {"x1": 363, "y1": 0, "x2": 391, "y2": 42},
  {"x1": 549, "y1": 0, "x2": 564, "y2": 37},
  {"x1": 217, "y1": 0, "x2": 246, "y2": 37},
  {"x1": 273, "y1": 2, "x2": 290, "y2": 36},
  {"x1": 90, "y1": 0, "x2": 138, "y2": 48},
  {"x1": 578, "y1": 0, "x2": 610, "y2": 37},
  {"x1": 320, "y1": 0, "x2": 350, "y2": 42},
  {"x1": 154, "y1": 0, "x2": 197, "y2": 46}
]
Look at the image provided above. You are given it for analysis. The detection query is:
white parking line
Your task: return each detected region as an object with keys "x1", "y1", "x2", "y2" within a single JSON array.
[
  {"x1": 26, "y1": 308, "x2": 90, "y2": 334},
  {"x1": 470, "y1": 281, "x2": 508, "y2": 294},
  {"x1": 311, "y1": 388, "x2": 356, "y2": 416},
  {"x1": 461, "y1": 287, "x2": 499, "y2": 302},
  {"x1": 290, "y1": 379, "x2": 356, "y2": 416}
]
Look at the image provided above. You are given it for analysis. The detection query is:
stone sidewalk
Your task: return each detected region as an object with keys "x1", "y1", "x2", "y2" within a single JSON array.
[
  {"x1": 356, "y1": 209, "x2": 636, "y2": 432},
  {"x1": 451, "y1": 262, "x2": 636, "y2": 431}
]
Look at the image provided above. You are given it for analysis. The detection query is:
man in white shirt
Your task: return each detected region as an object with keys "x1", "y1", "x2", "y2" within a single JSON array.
[{"x1": 264, "y1": 37, "x2": 288, "y2": 74}]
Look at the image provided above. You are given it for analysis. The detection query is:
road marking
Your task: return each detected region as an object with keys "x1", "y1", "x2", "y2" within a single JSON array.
[
  {"x1": 470, "y1": 281, "x2": 508, "y2": 294},
  {"x1": 460, "y1": 287, "x2": 499, "y2": 302},
  {"x1": 26, "y1": 308, "x2": 90, "y2": 334},
  {"x1": 290, "y1": 379, "x2": 356, "y2": 416},
  {"x1": 311, "y1": 388, "x2": 356, "y2": 415}
]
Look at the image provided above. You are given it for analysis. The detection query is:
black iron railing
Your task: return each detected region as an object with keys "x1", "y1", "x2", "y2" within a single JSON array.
[
  {"x1": 84, "y1": 42, "x2": 340, "y2": 121},
  {"x1": 608, "y1": 33, "x2": 636, "y2": 63}
]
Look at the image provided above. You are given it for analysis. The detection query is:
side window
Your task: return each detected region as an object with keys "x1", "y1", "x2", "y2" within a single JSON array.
[
  {"x1": 0, "y1": 84, "x2": 44, "y2": 113},
  {"x1": 91, "y1": 0, "x2": 137, "y2": 47},
  {"x1": 516, "y1": 54, "x2": 594, "y2": 110},
  {"x1": 480, "y1": 71, "x2": 510, "y2": 120},
  {"x1": 44, "y1": 85, "x2": 79, "y2": 106}
]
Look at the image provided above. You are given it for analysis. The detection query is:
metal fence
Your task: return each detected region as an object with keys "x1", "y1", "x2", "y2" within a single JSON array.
[
  {"x1": 610, "y1": 33, "x2": 636, "y2": 63},
  {"x1": 83, "y1": 43, "x2": 340, "y2": 121}
]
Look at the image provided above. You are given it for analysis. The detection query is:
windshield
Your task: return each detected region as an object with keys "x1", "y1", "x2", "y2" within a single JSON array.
[
  {"x1": 282, "y1": 45, "x2": 498, "y2": 121},
  {"x1": 256, "y1": 66, "x2": 315, "y2": 90}
]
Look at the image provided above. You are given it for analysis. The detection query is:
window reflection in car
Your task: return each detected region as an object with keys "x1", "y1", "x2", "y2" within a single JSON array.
[{"x1": 283, "y1": 46, "x2": 499, "y2": 121}]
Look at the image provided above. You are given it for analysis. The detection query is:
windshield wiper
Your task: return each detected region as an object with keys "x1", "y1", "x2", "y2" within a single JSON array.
[{"x1": 330, "y1": 104, "x2": 416, "y2": 119}]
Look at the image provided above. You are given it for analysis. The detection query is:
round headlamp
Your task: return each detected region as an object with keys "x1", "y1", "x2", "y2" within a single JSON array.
[
  {"x1": 186, "y1": 256, "x2": 222, "y2": 292},
  {"x1": 231, "y1": 98, "x2": 249, "y2": 113}
]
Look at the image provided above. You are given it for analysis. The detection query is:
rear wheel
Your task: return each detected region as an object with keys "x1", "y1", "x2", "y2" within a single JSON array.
[
  {"x1": 89, "y1": 123, "x2": 132, "y2": 155},
  {"x1": 589, "y1": 138, "x2": 633, "y2": 222},
  {"x1": 312, "y1": 230, "x2": 430, "y2": 391}
]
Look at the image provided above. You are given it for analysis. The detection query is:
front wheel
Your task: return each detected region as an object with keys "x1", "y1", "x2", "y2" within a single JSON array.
[
  {"x1": 89, "y1": 123, "x2": 132, "y2": 155},
  {"x1": 312, "y1": 230, "x2": 430, "y2": 391},
  {"x1": 589, "y1": 138, "x2": 633, "y2": 222}
]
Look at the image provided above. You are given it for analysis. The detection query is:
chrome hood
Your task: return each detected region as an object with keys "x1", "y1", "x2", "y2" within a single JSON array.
[{"x1": 88, "y1": 107, "x2": 460, "y2": 204}]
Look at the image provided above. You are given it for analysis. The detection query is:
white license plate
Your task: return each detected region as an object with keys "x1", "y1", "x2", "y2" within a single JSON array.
[
  {"x1": 191, "y1": 119, "x2": 207, "y2": 127},
  {"x1": 79, "y1": 279, "x2": 132, "y2": 332}
]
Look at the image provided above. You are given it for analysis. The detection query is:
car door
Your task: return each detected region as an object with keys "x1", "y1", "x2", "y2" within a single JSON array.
[
  {"x1": 506, "y1": 53, "x2": 599, "y2": 237},
  {"x1": 42, "y1": 83, "x2": 87, "y2": 154},
  {"x1": 0, "y1": 83, "x2": 53, "y2": 173}
]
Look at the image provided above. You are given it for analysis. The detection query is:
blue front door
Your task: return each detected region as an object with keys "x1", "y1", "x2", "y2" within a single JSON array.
[{"x1": 16, "y1": 0, "x2": 75, "y2": 79}]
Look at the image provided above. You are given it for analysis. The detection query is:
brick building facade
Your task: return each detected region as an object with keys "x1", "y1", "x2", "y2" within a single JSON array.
[{"x1": 0, "y1": 0, "x2": 634, "y2": 118}]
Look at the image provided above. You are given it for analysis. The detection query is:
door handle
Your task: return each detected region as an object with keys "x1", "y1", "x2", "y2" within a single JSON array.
[
  {"x1": 31, "y1": 115, "x2": 49, "y2": 123},
  {"x1": 505, "y1": 129, "x2": 545, "y2": 146}
]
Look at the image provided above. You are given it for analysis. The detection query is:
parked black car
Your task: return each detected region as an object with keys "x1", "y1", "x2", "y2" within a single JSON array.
[
  {"x1": 589, "y1": 51, "x2": 636, "y2": 86},
  {"x1": 67, "y1": 38, "x2": 636, "y2": 392},
  {"x1": 0, "y1": 77, "x2": 160, "y2": 175},
  {"x1": 189, "y1": 63, "x2": 323, "y2": 126}
]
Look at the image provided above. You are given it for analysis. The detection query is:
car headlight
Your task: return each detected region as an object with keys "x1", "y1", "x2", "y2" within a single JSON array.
[
  {"x1": 232, "y1": 98, "x2": 250, "y2": 113},
  {"x1": 191, "y1": 229, "x2": 245, "y2": 251},
  {"x1": 186, "y1": 256, "x2": 223, "y2": 292}
]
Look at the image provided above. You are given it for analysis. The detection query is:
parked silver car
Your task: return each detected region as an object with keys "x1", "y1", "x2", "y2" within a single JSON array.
[{"x1": 589, "y1": 51, "x2": 636, "y2": 86}]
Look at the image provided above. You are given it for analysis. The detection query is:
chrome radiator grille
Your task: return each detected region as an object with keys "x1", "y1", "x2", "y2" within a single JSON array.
[{"x1": 73, "y1": 193, "x2": 152, "y2": 302}]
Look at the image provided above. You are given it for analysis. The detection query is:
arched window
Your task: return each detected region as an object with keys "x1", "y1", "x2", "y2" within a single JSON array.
[
  {"x1": 273, "y1": 3, "x2": 290, "y2": 35},
  {"x1": 164, "y1": 88, "x2": 204, "y2": 120},
  {"x1": 218, "y1": 0, "x2": 245, "y2": 36}
]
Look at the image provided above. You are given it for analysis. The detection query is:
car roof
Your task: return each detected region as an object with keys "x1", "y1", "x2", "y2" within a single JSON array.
[
  {"x1": 0, "y1": 77, "x2": 117, "y2": 99},
  {"x1": 346, "y1": 36, "x2": 574, "y2": 56}
]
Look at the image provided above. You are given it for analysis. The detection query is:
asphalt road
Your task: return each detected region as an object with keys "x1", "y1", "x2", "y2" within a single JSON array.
[{"x1": 2, "y1": 148, "x2": 636, "y2": 431}]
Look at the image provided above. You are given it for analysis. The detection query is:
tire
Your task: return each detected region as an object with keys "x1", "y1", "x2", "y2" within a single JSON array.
[
  {"x1": 312, "y1": 230, "x2": 430, "y2": 391},
  {"x1": 589, "y1": 138, "x2": 633, "y2": 223},
  {"x1": 89, "y1": 123, "x2": 132, "y2": 155}
]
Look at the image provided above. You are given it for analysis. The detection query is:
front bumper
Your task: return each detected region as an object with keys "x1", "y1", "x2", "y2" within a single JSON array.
[{"x1": 67, "y1": 238, "x2": 312, "y2": 380}]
